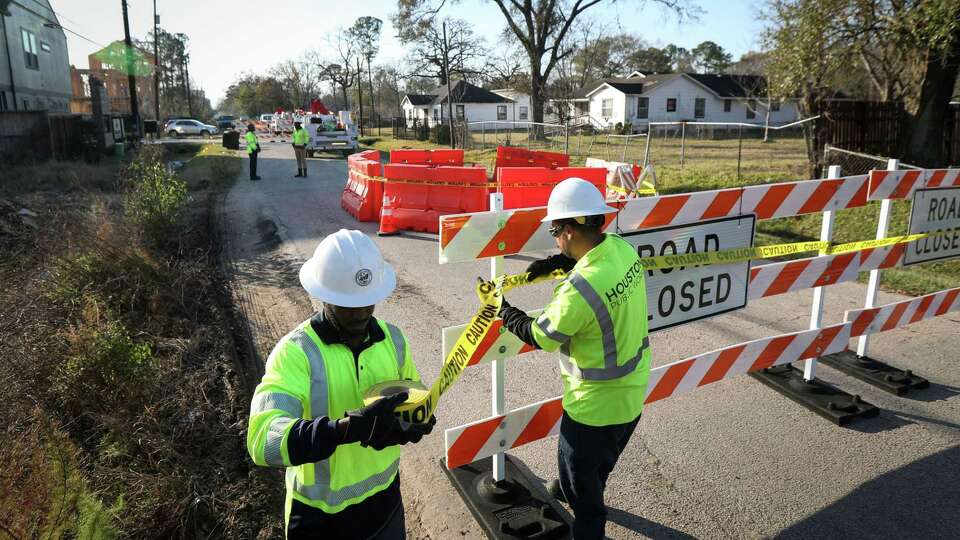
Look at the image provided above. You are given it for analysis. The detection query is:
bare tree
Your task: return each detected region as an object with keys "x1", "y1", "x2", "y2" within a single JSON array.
[
  {"x1": 395, "y1": 17, "x2": 488, "y2": 85},
  {"x1": 311, "y1": 29, "x2": 361, "y2": 112}
]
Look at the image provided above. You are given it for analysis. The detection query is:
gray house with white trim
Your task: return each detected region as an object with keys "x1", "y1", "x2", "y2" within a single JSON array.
[
  {"x1": 0, "y1": 0, "x2": 71, "y2": 112},
  {"x1": 401, "y1": 80, "x2": 531, "y2": 131}
]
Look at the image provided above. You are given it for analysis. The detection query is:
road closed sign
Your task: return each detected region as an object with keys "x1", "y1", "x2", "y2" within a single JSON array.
[
  {"x1": 904, "y1": 187, "x2": 960, "y2": 266},
  {"x1": 622, "y1": 215, "x2": 756, "y2": 332}
]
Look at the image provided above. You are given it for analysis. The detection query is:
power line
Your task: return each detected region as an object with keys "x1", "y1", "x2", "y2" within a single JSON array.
[{"x1": 11, "y1": 0, "x2": 105, "y2": 48}]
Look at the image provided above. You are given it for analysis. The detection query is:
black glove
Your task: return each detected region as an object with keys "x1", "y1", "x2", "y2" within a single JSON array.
[
  {"x1": 525, "y1": 254, "x2": 576, "y2": 280},
  {"x1": 364, "y1": 415, "x2": 437, "y2": 450},
  {"x1": 340, "y1": 392, "x2": 407, "y2": 445}
]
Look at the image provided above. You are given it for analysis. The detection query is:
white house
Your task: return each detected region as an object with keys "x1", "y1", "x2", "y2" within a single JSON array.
[
  {"x1": 553, "y1": 73, "x2": 799, "y2": 132},
  {"x1": 401, "y1": 81, "x2": 531, "y2": 131}
]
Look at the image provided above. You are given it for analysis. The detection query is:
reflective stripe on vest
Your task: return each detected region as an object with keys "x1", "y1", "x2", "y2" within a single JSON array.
[
  {"x1": 264, "y1": 417, "x2": 294, "y2": 466},
  {"x1": 560, "y1": 336, "x2": 649, "y2": 381},
  {"x1": 251, "y1": 391, "x2": 304, "y2": 418},
  {"x1": 535, "y1": 315, "x2": 572, "y2": 343},
  {"x1": 558, "y1": 272, "x2": 647, "y2": 381},
  {"x1": 386, "y1": 322, "x2": 406, "y2": 371},
  {"x1": 292, "y1": 458, "x2": 400, "y2": 507}
]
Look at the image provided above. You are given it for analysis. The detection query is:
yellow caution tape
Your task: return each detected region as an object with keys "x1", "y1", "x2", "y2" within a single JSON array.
[
  {"x1": 608, "y1": 184, "x2": 658, "y2": 197},
  {"x1": 364, "y1": 270, "x2": 565, "y2": 423}
]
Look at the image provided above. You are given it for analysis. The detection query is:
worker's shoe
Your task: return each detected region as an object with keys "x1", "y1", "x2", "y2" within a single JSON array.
[
  {"x1": 294, "y1": 169, "x2": 303, "y2": 178},
  {"x1": 250, "y1": 176, "x2": 261, "y2": 181},
  {"x1": 546, "y1": 479, "x2": 566, "y2": 503},
  {"x1": 302, "y1": 171, "x2": 308, "y2": 178}
]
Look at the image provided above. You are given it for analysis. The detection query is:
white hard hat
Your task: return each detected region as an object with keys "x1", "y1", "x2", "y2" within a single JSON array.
[
  {"x1": 299, "y1": 229, "x2": 396, "y2": 307},
  {"x1": 541, "y1": 177, "x2": 618, "y2": 222}
]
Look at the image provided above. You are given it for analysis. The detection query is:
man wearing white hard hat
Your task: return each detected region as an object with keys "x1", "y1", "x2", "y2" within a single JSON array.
[
  {"x1": 498, "y1": 178, "x2": 651, "y2": 540},
  {"x1": 247, "y1": 229, "x2": 433, "y2": 539}
]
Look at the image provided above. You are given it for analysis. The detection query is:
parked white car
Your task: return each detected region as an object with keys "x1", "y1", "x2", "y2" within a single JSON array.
[{"x1": 166, "y1": 119, "x2": 219, "y2": 138}]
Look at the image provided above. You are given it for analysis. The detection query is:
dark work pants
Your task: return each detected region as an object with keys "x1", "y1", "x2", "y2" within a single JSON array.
[
  {"x1": 558, "y1": 411, "x2": 641, "y2": 540},
  {"x1": 249, "y1": 150, "x2": 258, "y2": 178}
]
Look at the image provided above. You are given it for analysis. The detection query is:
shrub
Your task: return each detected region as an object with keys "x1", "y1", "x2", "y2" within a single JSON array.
[{"x1": 122, "y1": 146, "x2": 188, "y2": 247}]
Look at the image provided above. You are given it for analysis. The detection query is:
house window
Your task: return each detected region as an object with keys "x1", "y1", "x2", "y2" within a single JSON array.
[
  {"x1": 746, "y1": 100, "x2": 756, "y2": 119},
  {"x1": 637, "y1": 97, "x2": 648, "y2": 119},
  {"x1": 723, "y1": 99, "x2": 732, "y2": 112},
  {"x1": 694, "y1": 98, "x2": 705, "y2": 118},
  {"x1": 40, "y1": 41, "x2": 52, "y2": 53},
  {"x1": 433, "y1": 108, "x2": 439, "y2": 120},
  {"x1": 497, "y1": 105, "x2": 507, "y2": 121},
  {"x1": 601, "y1": 98, "x2": 613, "y2": 119},
  {"x1": 666, "y1": 98, "x2": 677, "y2": 112},
  {"x1": 771, "y1": 100, "x2": 781, "y2": 111},
  {"x1": 21, "y1": 29, "x2": 39, "y2": 70},
  {"x1": 456, "y1": 104, "x2": 465, "y2": 119},
  {"x1": 519, "y1": 106, "x2": 528, "y2": 120}
]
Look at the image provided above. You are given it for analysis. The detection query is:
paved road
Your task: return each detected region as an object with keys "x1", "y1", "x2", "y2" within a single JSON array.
[{"x1": 220, "y1": 143, "x2": 960, "y2": 539}]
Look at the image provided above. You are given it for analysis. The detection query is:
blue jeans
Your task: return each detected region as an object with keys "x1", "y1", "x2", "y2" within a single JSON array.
[{"x1": 558, "y1": 411, "x2": 641, "y2": 540}]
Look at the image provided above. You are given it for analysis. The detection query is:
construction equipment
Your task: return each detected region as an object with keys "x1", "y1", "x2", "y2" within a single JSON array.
[{"x1": 304, "y1": 109, "x2": 359, "y2": 157}]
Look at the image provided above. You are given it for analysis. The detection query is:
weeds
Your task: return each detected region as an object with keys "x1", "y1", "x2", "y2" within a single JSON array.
[{"x1": 121, "y1": 145, "x2": 189, "y2": 249}]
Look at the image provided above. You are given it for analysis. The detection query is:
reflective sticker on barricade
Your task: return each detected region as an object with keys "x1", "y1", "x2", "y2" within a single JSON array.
[
  {"x1": 845, "y1": 287, "x2": 960, "y2": 337},
  {"x1": 439, "y1": 176, "x2": 870, "y2": 264},
  {"x1": 747, "y1": 244, "x2": 905, "y2": 300},
  {"x1": 444, "y1": 323, "x2": 851, "y2": 469},
  {"x1": 441, "y1": 310, "x2": 542, "y2": 367}
]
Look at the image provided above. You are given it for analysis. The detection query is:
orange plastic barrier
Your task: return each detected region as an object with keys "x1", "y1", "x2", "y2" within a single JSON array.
[
  {"x1": 497, "y1": 167, "x2": 607, "y2": 210},
  {"x1": 494, "y1": 146, "x2": 569, "y2": 172},
  {"x1": 390, "y1": 149, "x2": 465, "y2": 166},
  {"x1": 379, "y1": 164, "x2": 489, "y2": 235},
  {"x1": 342, "y1": 150, "x2": 384, "y2": 222}
]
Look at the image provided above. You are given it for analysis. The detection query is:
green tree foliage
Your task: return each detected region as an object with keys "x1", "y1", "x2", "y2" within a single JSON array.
[
  {"x1": 691, "y1": 40, "x2": 733, "y2": 73},
  {"x1": 222, "y1": 74, "x2": 292, "y2": 117}
]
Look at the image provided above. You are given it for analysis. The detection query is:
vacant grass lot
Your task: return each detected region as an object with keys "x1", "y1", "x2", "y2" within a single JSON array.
[{"x1": 362, "y1": 134, "x2": 958, "y2": 296}]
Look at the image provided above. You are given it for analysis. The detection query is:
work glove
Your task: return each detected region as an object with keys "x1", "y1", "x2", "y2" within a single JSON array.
[
  {"x1": 364, "y1": 415, "x2": 437, "y2": 450},
  {"x1": 525, "y1": 254, "x2": 576, "y2": 281},
  {"x1": 340, "y1": 392, "x2": 407, "y2": 446}
]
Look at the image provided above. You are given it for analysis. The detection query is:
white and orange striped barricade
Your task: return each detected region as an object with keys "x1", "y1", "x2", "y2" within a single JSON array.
[{"x1": 822, "y1": 164, "x2": 960, "y2": 393}]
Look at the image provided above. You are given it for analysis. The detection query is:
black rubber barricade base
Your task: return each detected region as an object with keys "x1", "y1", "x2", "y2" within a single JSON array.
[
  {"x1": 442, "y1": 454, "x2": 572, "y2": 540},
  {"x1": 819, "y1": 350, "x2": 930, "y2": 396},
  {"x1": 750, "y1": 364, "x2": 879, "y2": 425}
]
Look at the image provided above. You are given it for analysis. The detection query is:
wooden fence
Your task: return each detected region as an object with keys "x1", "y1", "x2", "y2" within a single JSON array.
[{"x1": 0, "y1": 111, "x2": 90, "y2": 161}]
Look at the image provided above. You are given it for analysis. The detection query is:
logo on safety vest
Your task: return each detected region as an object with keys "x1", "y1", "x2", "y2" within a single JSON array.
[{"x1": 355, "y1": 269, "x2": 372, "y2": 287}]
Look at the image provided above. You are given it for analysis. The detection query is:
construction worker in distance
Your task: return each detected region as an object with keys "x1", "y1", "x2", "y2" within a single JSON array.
[
  {"x1": 292, "y1": 121, "x2": 311, "y2": 178},
  {"x1": 247, "y1": 229, "x2": 435, "y2": 539},
  {"x1": 245, "y1": 123, "x2": 261, "y2": 181},
  {"x1": 498, "y1": 177, "x2": 651, "y2": 540}
]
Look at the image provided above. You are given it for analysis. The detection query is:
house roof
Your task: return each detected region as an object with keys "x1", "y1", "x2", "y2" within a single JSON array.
[
  {"x1": 435, "y1": 80, "x2": 513, "y2": 104},
  {"x1": 685, "y1": 74, "x2": 768, "y2": 98},
  {"x1": 405, "y1": 94, "x2": 435, "y2": 106},
  {"x1": 579, "y1": 74, "x2": 679, "y2": 99}
]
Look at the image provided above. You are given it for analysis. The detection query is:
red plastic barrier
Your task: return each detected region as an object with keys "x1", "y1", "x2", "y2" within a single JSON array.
[
  {"x1": 494, "y1": 146, "x2": 569, "y2": 172},
  {"x1": 342, "y1": 150, "x2": 384, "y2": 222},
  {"x1": 497, "y1": 167, "x2": 607, "y2": 210},
  {"x1": 379, "y1": 164, "x2": 489, "y2": 235},
  {"x1": 390, "y1": 149, "x2": 464, "y2": 166}
]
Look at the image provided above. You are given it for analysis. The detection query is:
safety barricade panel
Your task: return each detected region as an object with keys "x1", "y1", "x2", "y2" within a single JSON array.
[
  {"x1": 381, "y1": 164, "x2": 491, "y2": 235},
  {"x1": 497, "y1": 167, "x2": 607, "y2": 210},
  {"x1": 494, "y1": 146, "x2": 569, "y2": 172},
  {"x1": 439, "y1": 175, "x2": 871, "y2": 264},
  {"x1": 342, "y1": 153, "x2": 383, "y2": 222},
  {"x1": 390, "y1": 149, "x2": 465, "y2": 166},
  {"x1": 444, "y1": 323, "x2": 852, "y2": 469},
  {"x1": 845, "y1": 287, "x2": 960, "y2": 337}
]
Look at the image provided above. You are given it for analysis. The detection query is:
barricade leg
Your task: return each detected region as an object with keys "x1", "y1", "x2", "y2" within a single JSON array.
[
  {"x1": 441, "y1": 191, "x2": 572, "y2": 539},
  {"x1": 819, "y1": 159, "x2": 930, "y2": 395},
  {"x1": 749, "y1": 165, "x2": 878, "y2": 425}
]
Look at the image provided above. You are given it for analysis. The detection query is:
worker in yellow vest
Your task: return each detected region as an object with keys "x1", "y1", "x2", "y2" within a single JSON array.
[
  {"x1": 292, "y1": 121, "x2": 311, "y2": 178},
  {"x1": 247, "y1": 229, "x2": 435, "y2": 538},
  {"x1": 245, "y1": 123, "x2": 261, "y2": 181},
  {"x1": 498, "y1": 178, "x2": 651, "y2": 540}
]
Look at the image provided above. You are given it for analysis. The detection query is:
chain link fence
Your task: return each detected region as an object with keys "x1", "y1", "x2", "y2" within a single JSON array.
[{"x1": 822, "y1": 145, "x2": 921, "y2": 176}]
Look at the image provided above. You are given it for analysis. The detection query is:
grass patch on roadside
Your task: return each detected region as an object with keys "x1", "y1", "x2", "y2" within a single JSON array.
[
  {"x1": 363, "y1": 134, "x2": 959, "y2": 295},
  {"x1": 179, "y1": 143, "x2": 243, "y2": 190}
]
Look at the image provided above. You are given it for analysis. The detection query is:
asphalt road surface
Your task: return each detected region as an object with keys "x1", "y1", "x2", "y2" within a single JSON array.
[{"x1": 220, "y1": 143, "x2": 960, "y2": 539}]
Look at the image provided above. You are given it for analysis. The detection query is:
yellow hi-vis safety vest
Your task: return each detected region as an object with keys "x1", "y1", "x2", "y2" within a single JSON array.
[
  {"x1": 245, "y1": 131, "x2": 258, "y2": 154},
  {"x1": 247, "y1": 318, "x2": 419, "y2": 520},
  {"x1": 292, "y1": 128, "x2": 310, "y2": 146},
  {"x1": 531, "y1": 234, "x2": 651, "y2": 427}
]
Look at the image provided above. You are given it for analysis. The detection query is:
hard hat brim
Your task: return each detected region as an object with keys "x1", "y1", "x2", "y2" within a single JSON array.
[
  {"x1": 299, "y1": 257, "x2": 397, "y2": 307},
  {"x1": 540, "y1": 204, "x2": 619, "y2": 223}
]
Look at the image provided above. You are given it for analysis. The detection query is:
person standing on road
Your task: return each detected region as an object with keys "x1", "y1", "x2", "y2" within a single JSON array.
[
  {"x1": 247, "y1": 229, "x2": 434, "y2": 539},
  {"x1": 246, "y1": 123, "x2": 261, "y2": 181},
  {"x1": 498, "y1": 177, "x2": 651, "y2": 540},
  {"x1": 292, "y1": 121, "x2": 311, "y2": 178}
]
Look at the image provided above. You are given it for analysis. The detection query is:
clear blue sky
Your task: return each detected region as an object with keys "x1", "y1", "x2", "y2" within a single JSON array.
[{"x1": 55, "y1": 0, "x2": 766, "y2": 106}]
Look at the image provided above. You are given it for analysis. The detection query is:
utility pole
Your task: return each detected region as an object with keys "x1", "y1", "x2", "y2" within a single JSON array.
[
  {"x1": 185, "y1": 59, "x2": 193, "y2": 116},
  {"x1": 356, "y1": 58, "x2": 364, "y2": 136},
  {"x1": 121, "y1": 0, "x2": 141, "y2": 141},
  {"x1": 442, "y1": 20, "x2": 454, "y2": 149},
  {"x1": 152, "y1": 0, "x2": 159, "y2": 121}
]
